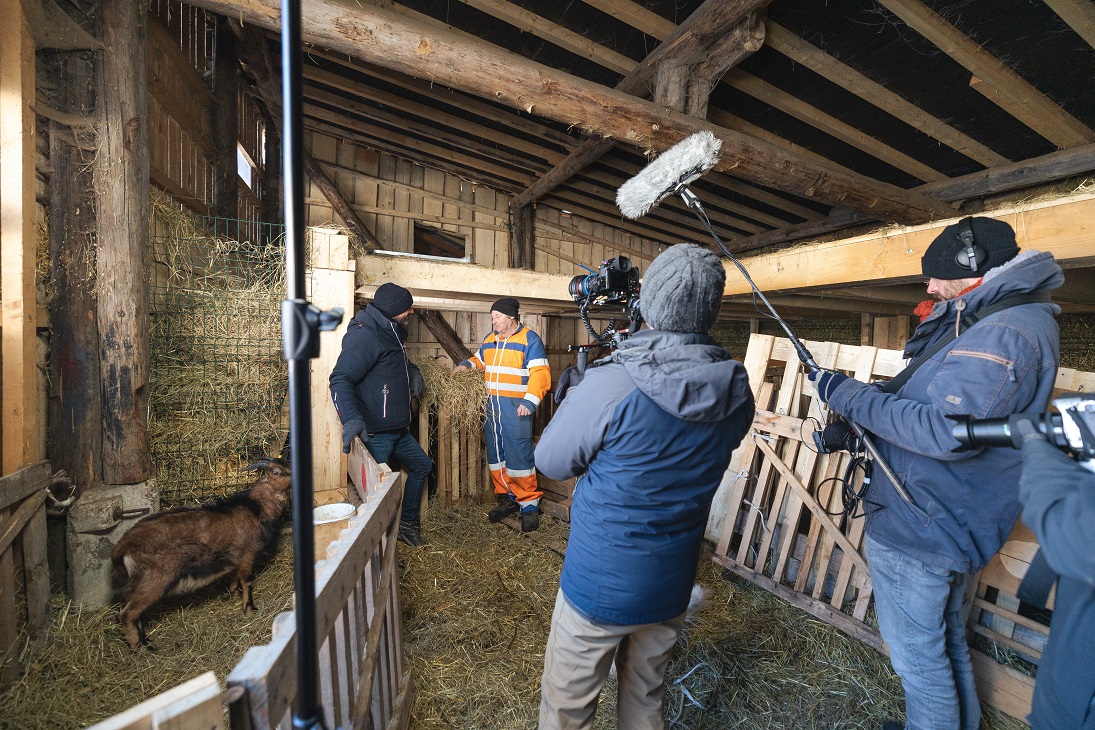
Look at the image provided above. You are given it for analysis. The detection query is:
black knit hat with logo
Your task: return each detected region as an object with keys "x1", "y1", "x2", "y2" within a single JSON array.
[
  {"x1": 921, "y1": 217, "x2": 1020, "y2": 280},
  {"x1": 372, "y1": 283, "x2": 414, "y2": 319}
]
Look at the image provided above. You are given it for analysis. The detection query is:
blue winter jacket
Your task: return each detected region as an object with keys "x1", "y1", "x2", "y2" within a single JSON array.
[
  {"x1": 826, "y1": 250, "x2": 1063, "y2": 573},
  {"x1": 535, "y1": 330, "x2": 755, "y2": 625}
]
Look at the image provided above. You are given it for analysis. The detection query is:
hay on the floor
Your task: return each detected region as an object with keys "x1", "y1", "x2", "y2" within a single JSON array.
[
  {"x1": 401, "y1": 507, "x2": 1030, "y2": 730},
  {"x1": 2, "y1": 508, "x2": 1031, "y2": 729},
  {"x1": 0, "y1": 533, "x2": 296, "y2": 730}
]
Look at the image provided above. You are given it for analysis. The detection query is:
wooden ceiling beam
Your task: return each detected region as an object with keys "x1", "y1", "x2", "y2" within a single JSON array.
[
  {"x1": 302, "y1": 84, "x2": 554, "y2": 173},
  {"x1": 302, "y1": 66, "x2": 566, "y2": 166},
  {"x1": 733, "y1": 142, "x2": 1095, "y2": 253},
  {"x1": 510, "y1": 0, "x2": 771, "y2": 209},
  {"x1": 230, "y1": 21, "x2": 381, "y2": 250},
  {"x1": 544, "y1": 190, "x2": 711, "y2": 245},
  {"x1": 876, "y1": 0, "x2": 1095, "y2": 149},
  {"x1": 724, "y1": 192, "x2": 1095, "y2": 295},
  {"x1": 186, "y1": 0, "x2": 953, "y2": 223},
  {"x1": 357, "y1": 253, "x2": 579, "y2": 302},
  {"x1": 576, "y1": 0, "x2": 954, "y2": 183},
  {"x1": 764, "y1": 21, "x2": 1008, "y2": 169},
  {"x1": 1044, "y1": 0, "x2": 1095, "y2": 49},
  {"x1": 303, "y1": 116, "x2": 528, "y2": 193},
  {"x1": 725, "y1": 70, "x2": 949, "y2": 183}
]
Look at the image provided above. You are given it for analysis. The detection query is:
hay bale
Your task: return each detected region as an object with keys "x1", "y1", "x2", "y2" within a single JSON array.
[
  {"x1": 148, "y1": 195, "x2": 287, "y2": 506},
  {"x1": 415, "y1": 358, "x2": 486, "y2": 429}
]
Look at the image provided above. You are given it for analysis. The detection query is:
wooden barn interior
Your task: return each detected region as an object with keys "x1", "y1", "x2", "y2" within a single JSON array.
[{"x1": 2, "y1": 0, "x2": 1095, "y2": 727}]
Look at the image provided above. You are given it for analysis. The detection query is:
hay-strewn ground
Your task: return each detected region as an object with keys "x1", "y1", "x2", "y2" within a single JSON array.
[
  {"x1": 0, "y1": 533, "x2": 296, "y2": 730},
  {"x1": 402, "y1": 506, "x2": 1028, "y2": 730},
  {"x1": 1, "y1": 507, "x2": 1028, "y2": 729}
]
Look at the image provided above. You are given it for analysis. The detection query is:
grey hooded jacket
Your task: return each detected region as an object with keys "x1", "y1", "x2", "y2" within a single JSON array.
[{"x1": 535, "y1": 329, "x2": 754, "y2": 624}]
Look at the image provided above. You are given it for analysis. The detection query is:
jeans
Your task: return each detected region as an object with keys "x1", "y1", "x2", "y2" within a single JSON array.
[
  {"x1": 865, "y1": 534, "x2": 980, "y2": 730},
  {"x1": 366, "y1": 429, "x2": 432, "y2": 526},
  {"x1": 539, "y1": 590, "x2": 685, "y2": 730}
]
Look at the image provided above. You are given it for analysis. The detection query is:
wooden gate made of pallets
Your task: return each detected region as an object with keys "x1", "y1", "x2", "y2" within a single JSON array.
[
  {"x1": 0, "y1": 462, "x2": 52, "y2": 690},
  {"x1": 705, "y1": 333, "x2": 1092, "y2": 721}
]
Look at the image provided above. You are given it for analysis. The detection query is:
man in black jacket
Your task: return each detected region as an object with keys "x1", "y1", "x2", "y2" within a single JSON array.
[{"x1": 330, "y1": 282, "x2": 432, "y2": 546}]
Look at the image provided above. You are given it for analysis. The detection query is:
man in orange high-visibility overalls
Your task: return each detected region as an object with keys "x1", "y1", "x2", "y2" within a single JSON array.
[{"x1": 456, "y1": 297, "x2": 551, "y2": 532}]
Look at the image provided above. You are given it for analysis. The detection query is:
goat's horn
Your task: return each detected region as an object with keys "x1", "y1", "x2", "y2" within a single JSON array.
[{"x1": 243, "y1": 457, "x2": 291, "y2": 473}]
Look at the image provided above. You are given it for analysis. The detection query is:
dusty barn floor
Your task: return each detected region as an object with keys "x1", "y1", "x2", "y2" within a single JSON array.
[{"x1": 0, "y1": 506, "x2": 1028, "y2": 729}]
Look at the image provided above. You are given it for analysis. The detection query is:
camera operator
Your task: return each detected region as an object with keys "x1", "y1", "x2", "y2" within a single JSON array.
[
  {"x1": 809, "y1": 217, "x2": 1063, "y2": 730},
  {"x1": 534, "y1": 244, "x2": 755, "y2": 730},
  {"x1": 1013, "y1": 421, "x2": 1095, "y2": 729}
]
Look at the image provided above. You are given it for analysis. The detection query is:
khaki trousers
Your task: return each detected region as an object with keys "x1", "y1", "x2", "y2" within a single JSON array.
[{"x1": 539, "y1": 589, "x2": 686, "y2": 730}]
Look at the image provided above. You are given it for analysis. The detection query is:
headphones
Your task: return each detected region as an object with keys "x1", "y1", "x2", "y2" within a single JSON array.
[{"x1": 954, "y1": 216, "x2": 988, "y2": 273}]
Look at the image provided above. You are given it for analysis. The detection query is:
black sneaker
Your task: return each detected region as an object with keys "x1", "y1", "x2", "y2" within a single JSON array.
[
  {"x1": 521, "y1": 512, "x2": 540, "y2": 532},
  {"x1": 488, "y1": 497, "x2": 519, "y2": 523},
  {"x1": 397, "y1": 522, "x2": 423, "y2": 547}
]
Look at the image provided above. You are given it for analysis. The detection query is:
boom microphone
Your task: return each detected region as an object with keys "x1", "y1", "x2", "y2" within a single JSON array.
[{"x1": 616, "y1": 131, "x2": 722, "y2": 219}]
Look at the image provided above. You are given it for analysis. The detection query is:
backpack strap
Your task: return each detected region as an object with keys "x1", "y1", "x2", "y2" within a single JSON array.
[{"x1": 878, "y1": 291, "x2": 1052, "y2": 395}]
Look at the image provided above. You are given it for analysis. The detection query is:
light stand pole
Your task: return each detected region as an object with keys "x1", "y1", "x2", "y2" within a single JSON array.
[{"x1": 279, "y1": 0, "x2": 343, "y2": 727}]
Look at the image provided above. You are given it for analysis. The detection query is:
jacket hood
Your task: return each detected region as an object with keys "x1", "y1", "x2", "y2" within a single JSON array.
[
  {"x1": 610, "y1": 329, "x2": 749, "y2": 422},
  {"x1": 361, "y1": 304, "x2": 408, "y2": 341}
]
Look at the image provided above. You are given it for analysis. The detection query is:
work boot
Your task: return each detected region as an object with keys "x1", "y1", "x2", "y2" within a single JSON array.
[
  {"x1": 397, "y1": 521, "x2": 423, "y2": 547},
  {"x1": 488, "y1": 495, "x2": 519, "y2": 523},
  {"x1": 521, "y1": 511, "x2": 540, "y2": 533}
]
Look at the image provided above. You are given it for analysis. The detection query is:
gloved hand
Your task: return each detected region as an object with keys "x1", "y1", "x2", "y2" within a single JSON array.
[
  {"x1": 807, "y1": 368, "x2": 848, "y2": 404},
  {"x1": 341, "y1": 418, "x2": 369, "y2": 454}
]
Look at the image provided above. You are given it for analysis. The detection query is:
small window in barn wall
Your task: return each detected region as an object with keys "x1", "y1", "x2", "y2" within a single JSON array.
[
  {"x1": 237, "y1": 143, "x2": 255, "y2": 190},
  {"x1": 413, "y1": 222, "x2": 467, "y2": 259}
]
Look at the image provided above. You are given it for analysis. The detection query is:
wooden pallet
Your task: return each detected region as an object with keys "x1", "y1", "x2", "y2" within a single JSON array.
[{"x1": 704, "y1": 333, "x2": 1077, "y2": 722}]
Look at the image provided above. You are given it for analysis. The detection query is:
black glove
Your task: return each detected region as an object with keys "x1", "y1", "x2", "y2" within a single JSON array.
[
  {"x1": 553, "y1": 365, "x2": 583, "y2": 404},
  {"x1": 341, "y1": 419, "x2": 369, "y2": 454},
  {"x1": 807, "y1": 369, "x2": 848, "y2": 404}
]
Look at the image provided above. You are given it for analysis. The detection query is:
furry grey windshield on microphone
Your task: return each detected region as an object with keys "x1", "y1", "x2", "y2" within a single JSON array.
[{"x1": 616, "y1": 131, "x2": 722, "y2": 220}]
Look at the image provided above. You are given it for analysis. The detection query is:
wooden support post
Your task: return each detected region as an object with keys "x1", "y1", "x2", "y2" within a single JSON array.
[
  {"x1": 308, "y1": 231, "x2": 357, "y2": 503},
  {"x1": 437, "y1": 408, "x2": 452, "y2": 505},
  {"x1": 212, "y1": 16, "x2": 239, "y2": 219},
  {"x1": 0, "y1": 0, "x2": 39, "y2": 473},
  {"x1": 418, "y1": 311, "x2": 472, "y2": 364},
  {"x1": 262, "y1": 111, "x2": 282, "y2": 230},
  {"x1": 509, "y1": 204, "x2": 534, "y2": 271},
  {"x1": 96, "y1": 0, "x2": 151, "y2": 484}
]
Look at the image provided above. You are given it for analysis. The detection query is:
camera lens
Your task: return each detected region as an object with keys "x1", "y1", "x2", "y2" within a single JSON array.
[{"x1": 569, "y1": 273, "x2": 597, "y2": 300}]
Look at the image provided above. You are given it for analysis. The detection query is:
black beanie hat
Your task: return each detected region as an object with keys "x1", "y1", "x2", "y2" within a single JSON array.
[
  {"x1": 641, "y1": 244, "x2": 725, "y2": 334},
  {"x1": 921, "y1": 217, "x2": 1020, "y2": 280},
  {"x1": 491, "y1": 297, "x2": 520, "y2": 319},
  {"x1": 372, "y1": 282, "x2": 413, "y2": 319}
]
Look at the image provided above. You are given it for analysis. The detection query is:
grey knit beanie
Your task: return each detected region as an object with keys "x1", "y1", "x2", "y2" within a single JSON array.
[{"x1": 641, "y1": 244, "x2": 725, "y2": 334}]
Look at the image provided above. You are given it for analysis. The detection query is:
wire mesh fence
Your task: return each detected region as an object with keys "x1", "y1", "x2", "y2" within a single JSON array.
[{"x1": 149, "y1": 204, "x2": 288, "y2": 506}]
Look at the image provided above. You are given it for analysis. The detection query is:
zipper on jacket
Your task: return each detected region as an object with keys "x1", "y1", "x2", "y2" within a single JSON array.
[
  {"x1": 382, "y1": 383, "x2": 389, "y2": 418},
  {"x1": 949, "y1": 348, "x2": 1015, "y2": 380}
]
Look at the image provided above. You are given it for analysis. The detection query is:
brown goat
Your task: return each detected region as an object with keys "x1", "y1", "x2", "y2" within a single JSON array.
[{"x1": 111, "y1": 457, "x2": 292, "y2": 649}]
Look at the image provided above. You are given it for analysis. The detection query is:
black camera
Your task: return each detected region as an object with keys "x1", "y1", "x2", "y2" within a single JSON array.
[
  {"x1": 569, "y1": 255, "x2": 641, "y2": 307},
  {"x1": 951, "y1": 394, "x2": 1095, "y2": 462}
]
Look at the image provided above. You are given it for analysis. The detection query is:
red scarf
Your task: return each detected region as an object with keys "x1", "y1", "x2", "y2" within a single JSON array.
[{"x1": 913, "y1": 280, "x2": 983, "y2": 322}]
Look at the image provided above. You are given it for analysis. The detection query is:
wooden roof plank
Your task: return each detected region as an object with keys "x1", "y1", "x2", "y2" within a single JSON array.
[
  {"x1": 726, "y1": 70, "x2": 949, "y2": 183},
  {"x1": 185, "y1": 0, "x2": 952, "y2": 222},
  {"x1": 876, "y1": 0, "x2": 1095, "y2": 149},
  {"x1": 725, "y1": 192, "x2": 1095, "y2": 295},
  {"x1": 1044, "y1": 0, "x2": 1095, "y2": 49},
  {"x1": 764, "y1": 21, "x2": 1009, "y2": 168}
]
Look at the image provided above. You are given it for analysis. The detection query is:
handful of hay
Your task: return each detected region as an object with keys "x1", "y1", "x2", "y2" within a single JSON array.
[{"x1": 415, "y1": 357, "x2": 487, "y2": 428}]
